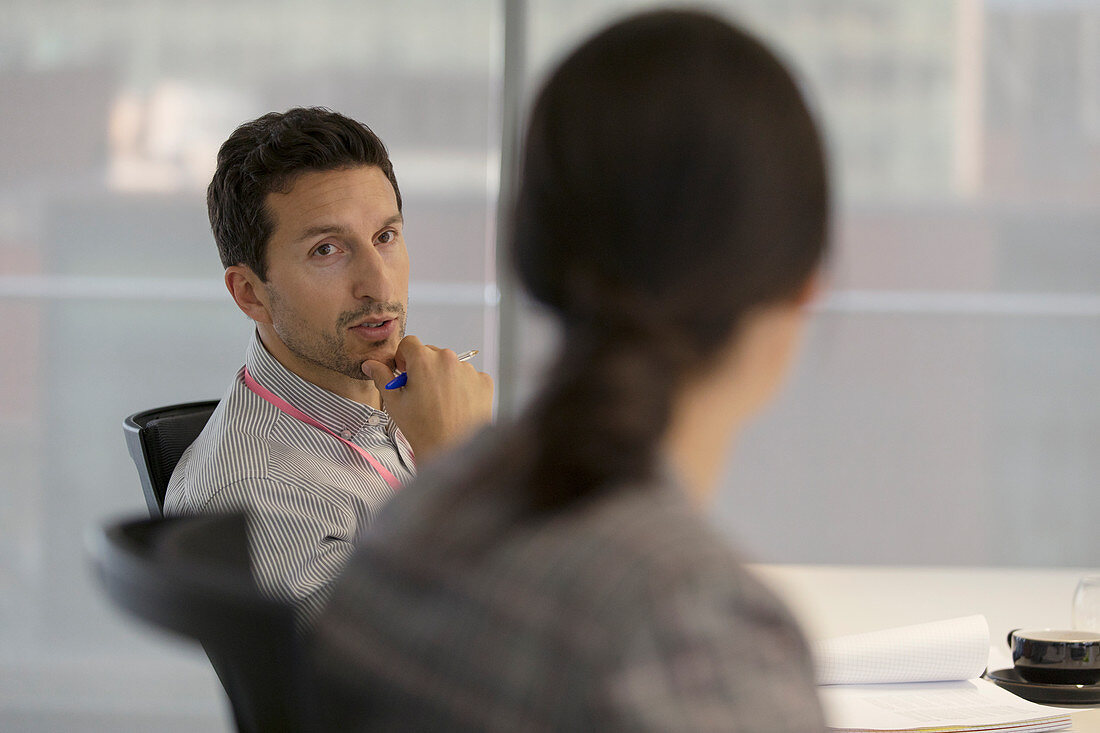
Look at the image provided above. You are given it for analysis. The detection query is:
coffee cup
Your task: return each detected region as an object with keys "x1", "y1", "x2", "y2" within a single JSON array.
[{"x1": 1008, "y1": 628, "x2": 1100, "y2": 685}]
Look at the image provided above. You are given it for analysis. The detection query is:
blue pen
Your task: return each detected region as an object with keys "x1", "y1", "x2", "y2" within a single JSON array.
[{"x1": 385, "y1": 349, "x2": 479, "y2": 390}]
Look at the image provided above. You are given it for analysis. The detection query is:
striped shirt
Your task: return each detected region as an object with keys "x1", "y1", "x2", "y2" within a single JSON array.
[{"x1": 164, "y1": 331, "x2": 415, "y2": 624}]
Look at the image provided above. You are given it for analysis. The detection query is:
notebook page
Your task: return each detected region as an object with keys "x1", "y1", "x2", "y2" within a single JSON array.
[
  {"x1": 814, "y1": 614, "x2": 990, "y2": 685},
  {"x1": 818, "y1": 678, "x2": 1071, "y2": 732}
]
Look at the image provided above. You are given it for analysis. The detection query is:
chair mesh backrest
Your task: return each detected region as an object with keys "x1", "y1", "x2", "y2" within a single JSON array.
[
  {"x1": 142, "y1": 410, "x2": 215, "y2": 496},
  {"x1": 125, "y1": 401, "x2": 217, "y2": 517}
]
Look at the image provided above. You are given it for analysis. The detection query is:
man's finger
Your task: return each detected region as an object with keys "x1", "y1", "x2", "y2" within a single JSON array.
[
  {"x1": 393, "y1": 334, "x2": 426, "y2": 371},
  {"x1": 362, "y1": 359, "x2": 395, "y2": 386}
]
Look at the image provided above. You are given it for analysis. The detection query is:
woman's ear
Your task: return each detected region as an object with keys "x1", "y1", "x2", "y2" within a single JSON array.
[
  {"x1": 225, "y1": 265, "x2": 273, "y2": 324},
  {"x1": 793, "y1": 269, "x2": 825, "y2": 308}
]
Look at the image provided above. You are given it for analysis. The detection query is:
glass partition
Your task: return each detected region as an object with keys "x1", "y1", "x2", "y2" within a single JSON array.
[
  {"x1": 0, "y1": 1, "x2": 499, "y2": 729},
  {"x1": 519, "y1": 0, "x2": 1100, "y2": 565}
]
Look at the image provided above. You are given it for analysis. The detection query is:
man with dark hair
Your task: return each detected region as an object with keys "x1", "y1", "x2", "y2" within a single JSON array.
[{"x1": 164, "y1": 108, "x2": 493, "y2": 623}]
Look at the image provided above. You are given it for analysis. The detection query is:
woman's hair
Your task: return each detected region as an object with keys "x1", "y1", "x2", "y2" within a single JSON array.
[{"x1": 497, "y1": 9, "x2": 828, "y2": 512}]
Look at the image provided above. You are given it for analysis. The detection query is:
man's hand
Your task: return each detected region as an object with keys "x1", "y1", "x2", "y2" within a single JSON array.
[{"x1": 362, "y1": 335, "x2": 493, "y2": 462}]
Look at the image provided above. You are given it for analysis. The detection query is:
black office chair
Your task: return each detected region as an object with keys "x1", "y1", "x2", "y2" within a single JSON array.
[
  {"x1": 124, "y1": 401, "x2": 218, "y2": 518},
  {"x1": 89, "y1": 513, "x2": 314, "y2": 732}
]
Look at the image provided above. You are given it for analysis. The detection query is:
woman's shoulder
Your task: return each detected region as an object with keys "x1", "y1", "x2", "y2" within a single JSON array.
[
  {"x1": 370, "y1": 431, "x2": 750, "y2": 592},
  {"x1": 355, "y1": 425, "x2": 798, "y2": 635},
  {"x1": 565, "y1": 474, "x2": 781, "y2": 614}
]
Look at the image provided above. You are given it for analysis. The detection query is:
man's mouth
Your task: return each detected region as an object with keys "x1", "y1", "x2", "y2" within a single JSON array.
[
  {"x1": 349, "y1": 317, "x2": 399, "y2": 340},
  {"x1": 350, "y1": 314, "x2": 397, "y2": 327}
]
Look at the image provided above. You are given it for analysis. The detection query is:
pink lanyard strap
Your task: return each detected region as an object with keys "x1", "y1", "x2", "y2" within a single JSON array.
[{"x1": 242, "y1": 366, "x2": 404, "y2": 492}]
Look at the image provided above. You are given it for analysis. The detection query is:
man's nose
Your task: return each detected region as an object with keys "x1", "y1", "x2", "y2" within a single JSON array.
[{"x1": 350, "y1": 247, "x2": 395, "y2": 303}]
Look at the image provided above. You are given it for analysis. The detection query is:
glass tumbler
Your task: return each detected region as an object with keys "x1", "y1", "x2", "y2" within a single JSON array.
[{"x1": 1072, "y1": 576, "x2": 1100, "y2": 632}]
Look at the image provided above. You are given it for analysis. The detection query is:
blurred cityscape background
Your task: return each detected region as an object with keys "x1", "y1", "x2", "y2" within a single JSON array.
[{"x1": 1, "y1": 0, "x2": 1097, "y2": 729}]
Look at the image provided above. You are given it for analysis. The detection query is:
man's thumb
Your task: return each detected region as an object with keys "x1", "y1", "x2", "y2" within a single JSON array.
[{"x1": 362, "y1": 359, "x2": 393, "y2": 386}]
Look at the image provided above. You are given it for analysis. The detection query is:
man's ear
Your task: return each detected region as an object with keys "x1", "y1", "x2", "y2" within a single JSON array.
[{"x1": 225, "y1": 265, "x2": 273, "y2": 324}]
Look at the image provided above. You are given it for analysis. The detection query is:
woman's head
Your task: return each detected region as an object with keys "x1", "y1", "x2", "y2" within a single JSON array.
[
  {"x1": 516, "y1": 8, "x2": 826, "y2": 351},
  {"x1": 509, "y1": 9, "x2": 830, "y2": 509}
]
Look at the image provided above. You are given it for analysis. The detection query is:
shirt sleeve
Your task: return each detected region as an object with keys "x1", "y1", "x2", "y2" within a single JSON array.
[
  {"x1": 201, "y1": 478, "x2": 357, "y2": 628},
  {"x1": 598, "y1": 567, "x2": 826, "y2": 732}
]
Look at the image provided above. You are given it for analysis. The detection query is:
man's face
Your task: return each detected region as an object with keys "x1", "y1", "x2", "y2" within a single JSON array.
[{"x1": 257, "y1": 165, "x2": 409, "y2": 387}]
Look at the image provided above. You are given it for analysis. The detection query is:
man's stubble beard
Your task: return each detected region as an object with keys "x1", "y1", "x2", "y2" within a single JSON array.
[{"x1": 268, "y1": 291, "x2": 407, "y2": 381}]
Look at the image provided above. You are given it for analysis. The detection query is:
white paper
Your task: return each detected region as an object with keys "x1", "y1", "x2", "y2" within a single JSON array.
[
  {"x1": 818, "y1": 678, "x2": 1071, "y2": 732},
  {"x1": 813, "y1": 614, "x2": 991, "y2": 686}
]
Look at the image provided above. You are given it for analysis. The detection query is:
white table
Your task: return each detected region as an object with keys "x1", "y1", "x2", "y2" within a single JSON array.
[{"x1": 753, "y1": 565, "x2": 1100, "y2": 732}]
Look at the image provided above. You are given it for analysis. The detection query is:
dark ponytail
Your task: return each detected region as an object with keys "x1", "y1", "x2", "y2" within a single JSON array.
[{"x1": 519, "y1": 282, "x2": 704, "y2": 510}]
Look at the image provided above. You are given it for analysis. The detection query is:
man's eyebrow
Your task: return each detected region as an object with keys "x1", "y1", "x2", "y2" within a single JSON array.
[
  {"x1": 295, "y1": 214, "x2": 403, "y2": 242},
  {"x1": 296, "y1": 223, "x2": 352, "y2": 241}
]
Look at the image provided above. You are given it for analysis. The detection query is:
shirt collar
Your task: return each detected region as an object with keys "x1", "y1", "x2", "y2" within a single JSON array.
[{"x1": 244, "y1": 330, "x2": 391, "y2": 435}]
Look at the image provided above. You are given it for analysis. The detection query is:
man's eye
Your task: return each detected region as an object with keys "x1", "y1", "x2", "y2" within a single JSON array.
[
  {"x1": 377, "y1": 230, "x2": 395, "y2": 245},
  {"x1": 313, "y1": 243, "x2": 337, "y2": 256}
]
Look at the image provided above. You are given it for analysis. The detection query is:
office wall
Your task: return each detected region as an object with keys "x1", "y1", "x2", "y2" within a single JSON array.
[{"x1": 0, "y1": 0, "x2": 1097, "y2": 730}]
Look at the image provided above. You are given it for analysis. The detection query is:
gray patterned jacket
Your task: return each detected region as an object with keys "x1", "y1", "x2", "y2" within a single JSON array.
[{"x1": 311, "y1": 430, "x2": 825, "y2": 731}]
